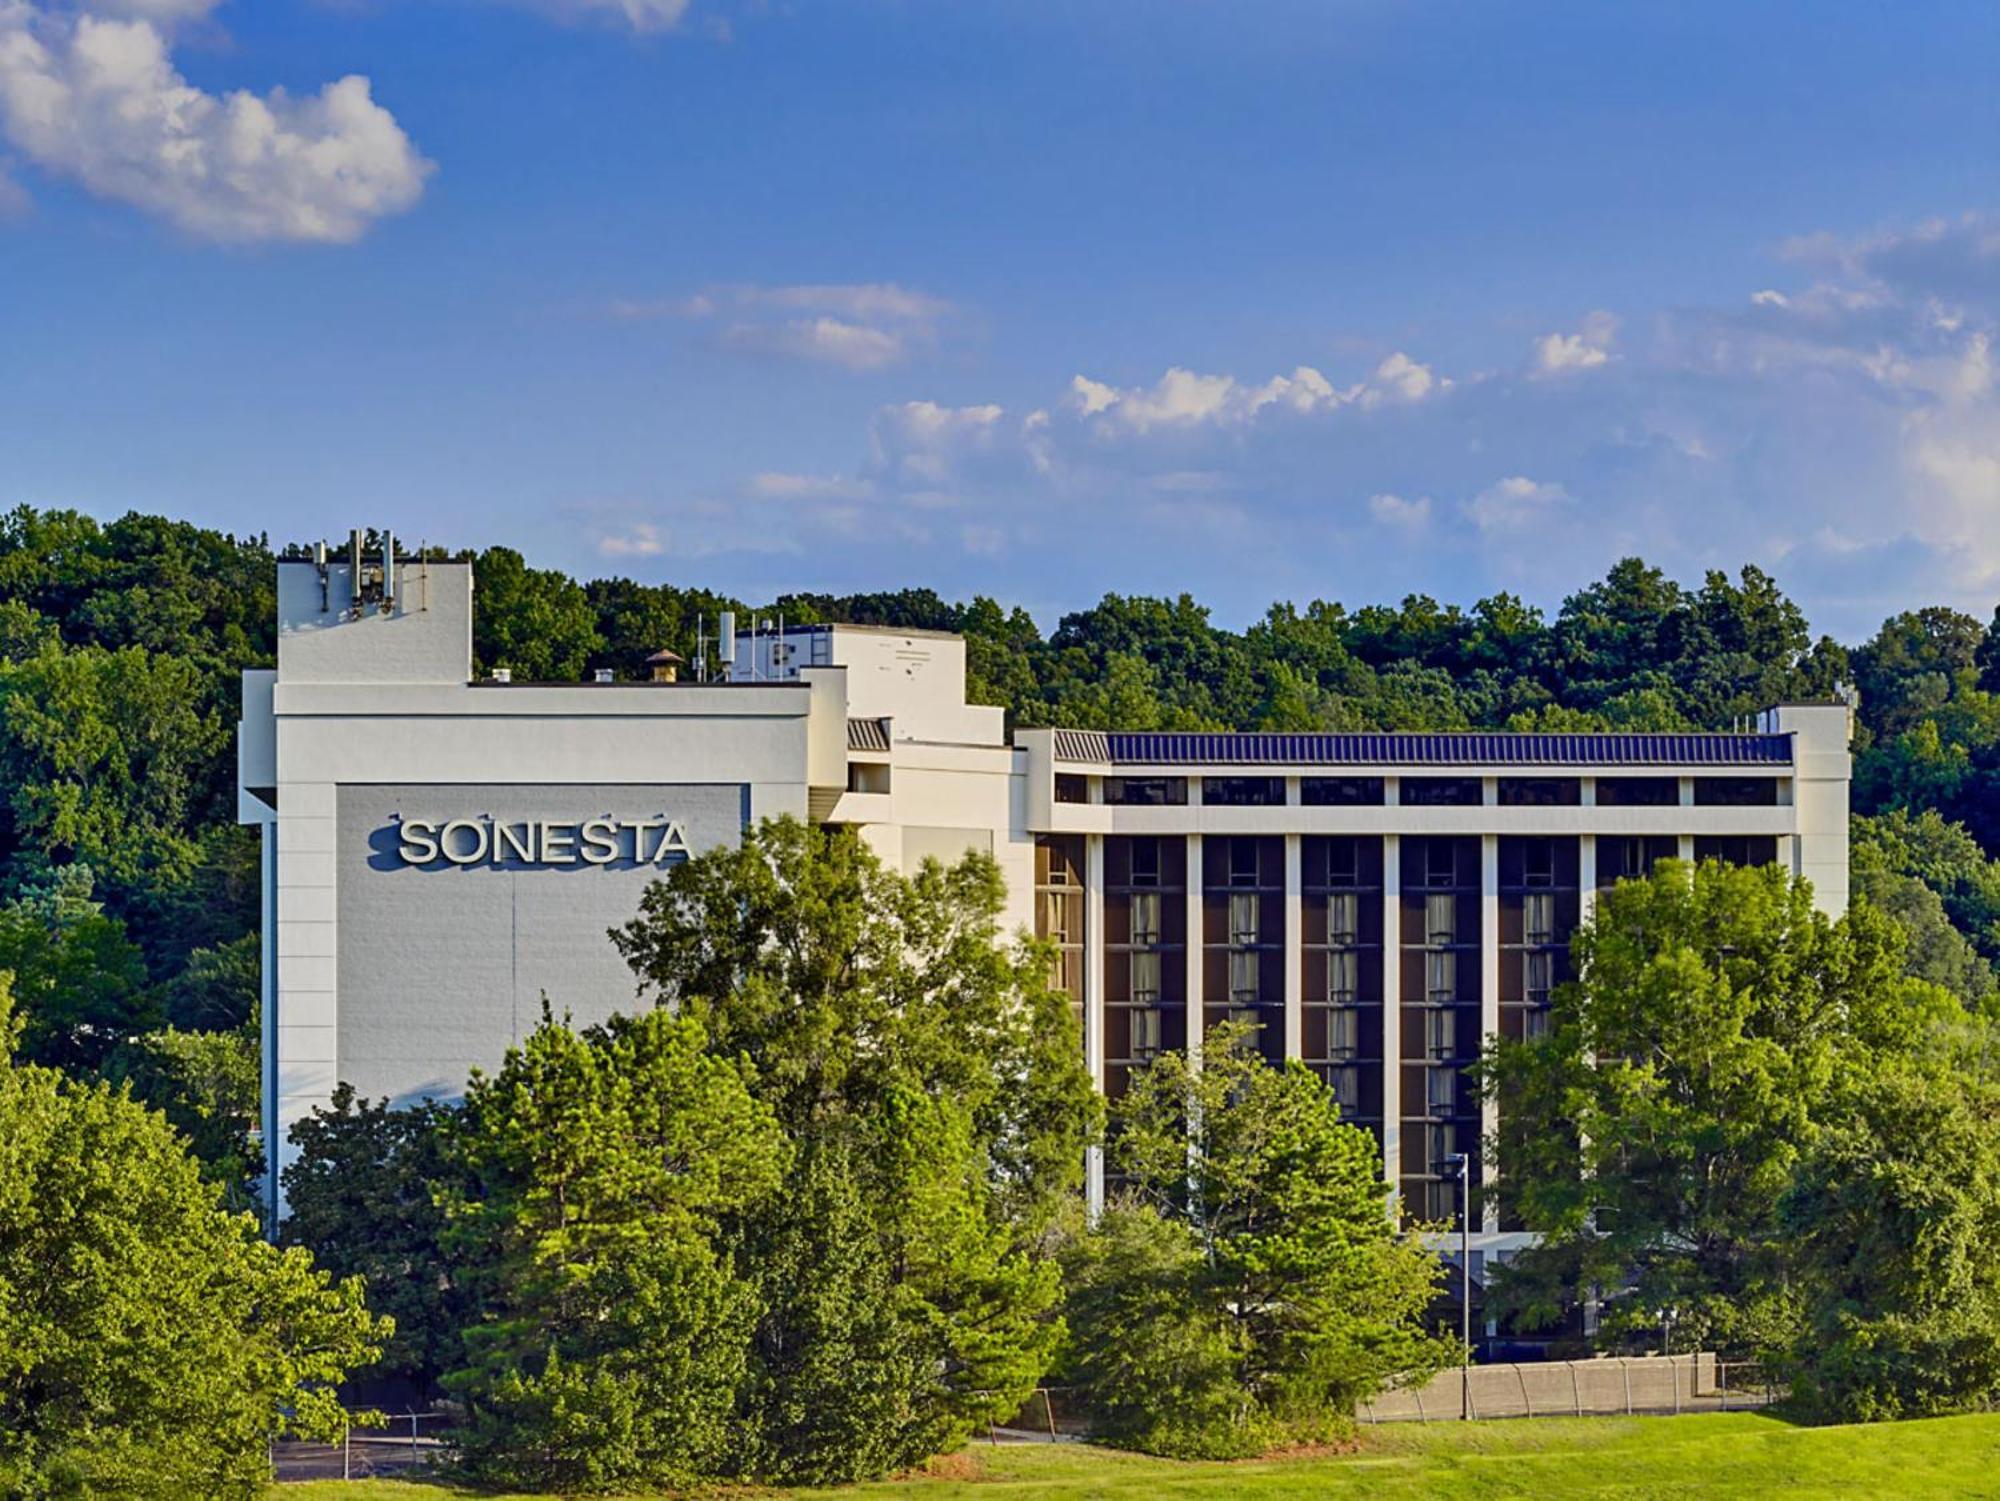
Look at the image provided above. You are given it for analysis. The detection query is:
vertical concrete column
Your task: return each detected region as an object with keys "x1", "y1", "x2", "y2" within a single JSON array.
[
  {"x1": 273, "y1": 779, "x2": 340, "y2": 1220},
  {"x1": 1480, "y1": 831, "x2": 1501, "y2": 1232},
  {"x1": 1283, "y1": 832, "x2": 1303, "y2": 1061},
  {"x1": 1579, "y1": 832, "x2": 1598, "y2": 927},
  {"x1": 259, "y1": 820, "x2": 279, "y2": 1220},
  {"x1": 1381, "y1": 831, "x2": 1403, "y2": 1203},
  {"x1": 1084, "y1": 833, "x2": 1106, "y2": 1217},
  {"x1": 1186, "y1": 834, "x2": 1204, "y2": 1066}
]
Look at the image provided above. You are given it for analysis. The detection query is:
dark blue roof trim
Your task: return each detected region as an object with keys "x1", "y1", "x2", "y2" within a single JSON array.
[{"x1": 1051, "y1": 729, "x2": 1792, "y2": 767}]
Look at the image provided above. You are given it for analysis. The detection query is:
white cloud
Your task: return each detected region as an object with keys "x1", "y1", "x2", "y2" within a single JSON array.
[
  {"x1": 1368, "y1": 492, "x2": 1432, "y2": 528},
  {"x1": 1466, "y1": 475, "x2": 1570, "y2": 532},
  {"x1": 596, "y1": 522, "x2": 666, "y2": 558},
  {"x1": 641, "y1": 280, "x2": 952, "y2": 370},
  {"x1": 1368, "y1": 350, "x2": 1441, "y2": 402},
  {"x1": 0, "y1": 158, "x2": 25, "y2": 216},
  {"x1": 0, "y1": 6, "x2": 430, "y2": 243},
  {"x1": 724, "y1": 316, "x2": 906, "y2": 371},
  {"x1": 1534, "y1": 311, "x2": 1618, "y2": 373},
  {"x1": 1067, "y1": 354, "x2": 1438, "y2": 435}
]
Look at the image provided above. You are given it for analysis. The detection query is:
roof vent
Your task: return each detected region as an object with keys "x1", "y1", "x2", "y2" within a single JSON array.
[
  {"x1": 593, "y1": 669, "x2": 614, "y2": 684},
  {"x1": 490, "y1": 668, "x2": 512, "y2": 684}
]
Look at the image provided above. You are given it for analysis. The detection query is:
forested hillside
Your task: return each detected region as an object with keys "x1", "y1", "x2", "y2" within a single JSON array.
[{"x1": 1, "y1": 505, "x2": 1996, "y2": 1196}]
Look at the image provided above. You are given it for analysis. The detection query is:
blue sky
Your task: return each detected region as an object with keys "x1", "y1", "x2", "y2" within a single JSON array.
[{"x1": 3, "y1": 1, "x2": 1998, "y2": 640}]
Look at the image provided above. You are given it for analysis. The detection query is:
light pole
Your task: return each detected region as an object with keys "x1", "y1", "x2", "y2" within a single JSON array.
[{"x1": 1441, "y1": 1150, "x2": 1471, "y2": 1419}]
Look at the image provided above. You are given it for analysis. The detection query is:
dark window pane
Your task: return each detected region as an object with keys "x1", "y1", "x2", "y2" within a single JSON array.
[
  {"x1": 1205, "y1": 776, "x2": 1284, "y2": 806},
  {"x1": 1595, "y1": 776, "x2": 1678, "y2": 807},
  {"x1": 1401, "y1": 777, "x2": 1483, "y2": 807},
  {"x1": 1498, "y1": 777, "x2": 1580, "y2": 806},
  {"x1": 1693, "y1": 777, "x2": 1779, "y2": 807},
  {"x1": 1105, "y1": 776, "x2": 1189, "y2": 806},
  {"x1": 1303, "y1": 776, "x2": 1384, "y2": 806}
]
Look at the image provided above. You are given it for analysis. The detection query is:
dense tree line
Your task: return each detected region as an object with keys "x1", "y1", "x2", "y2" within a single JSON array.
[
  {"x1": 3, "y1": 502, "x2": 2000, "y2": 1478},
  {"x1": 1484, "y1": 860, "x2": 2000, "y2": 1421},
  {"x1": 1, "y1": 503, "x2": 1993, "y2": 1200}
]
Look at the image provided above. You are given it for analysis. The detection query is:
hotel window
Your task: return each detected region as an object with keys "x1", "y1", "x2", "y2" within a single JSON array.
[
  {"x1": 1499, "y1": 777, "x2": 1581, "y2": 806},
  {"x1": 1525, "y1": 950, "x2": 1554, "y2": 1007},
  {"x1": 1105, "y1": 777, "x2": 1188, "y2": 806},
  {"x1": 1229, "y1": 891, "x2": 1260, "y2": 947},
  {"x1": 1229, "y1": 839, "x2": 1261, "y2": 887},
  {"x1": 1130, "y1": 890, "x2": 1161, "y2": 947},
  {"x1": 1303, "y1": 777, "x2": 1384, "y2": 806},
  {"x1": 1609, "y1": 837, "x2": 1646, "y2": 882},
  {"x1": 1328, "y1": 948, "x2": 1359, "y2": 1005},
  {"x1": 1130, "y1": 950, "x2": 1162, "y2": 1007},
  {"x1": 1425, "y1": 1180, "x2": 1462, "y2": 1223},
  {"x1": 1696, "y1": 835, "x2": 1779, "y2": 868},
  {"x1": 1131, "y1": 839, "x2": 1161, "y2": 887},
  {"x1": 1524, "y1": 1007, "x2": 1551, "y2": 1041},
  {"x1": 1426, "y1": 1121, "x2": 1459, "y2": 1169},
  {"x1": 1328, "y1": 839, "x2": 1361, "y2": 887},
  {"x1": 1694, "y1": 776, "x2": 1778, "y2": 807},
  {"x1": 1425, "y1": 893, "x2": 1456, "y2": 946},
  {"x1": 1228, "y1": 1006, "x2": 1263, "y2": 1033},
  {"x1": 1043, "y1": 892, "x2": 1075, "y2": 945},
  {"x1": 1054, "y1": 773, "x2": 1089, "y2": 804},
  {"x1": 1523, "y1": 891, "x2": 1556, "y2": 947},
  {"x1": 1229, "y1": 950, "x2": 1261, "y2": 1005},
  {"x1": 1327, "y1": 1005, "x2": 1360, "y2": 1061},
  {"x1": 1426, "y1": 1067, "x2": 1458, "y2": 1116},
  {"x1": 1426, "y1": 950, "x2": 1458, "y2": 1005},
  {"x1": 1596, "y1": 776, "x2": 1677, "y2": 807},
  {"x1": 1426, "y1": 841, "x2": 1459, "y2": 889},
  {"x1": 1205, "y1": 776, "x2": 1283, "y2": 806},
  {"x1": 1130, "y1": 1005, "x2": 1163, "y2": 1059},
  {"x1": 1327, "y1": 891, "x2": 1360, "y2": 946},
  {"x1": 1524, "y1": 839, "x2": 1556, "y2": 888},
  {"x1": 1402, "y1": 777, "x2": 1482, "y2": 807},
  {"x1": 1329, "y1": 1066, "x2": 1361, "y2": 1114},
  {"x1": 1425, "y1": 1006, "x2": 1457, "y2": 1061}
]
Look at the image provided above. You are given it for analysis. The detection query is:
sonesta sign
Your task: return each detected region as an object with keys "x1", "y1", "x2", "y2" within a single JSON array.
[{"x1": 396, "y1": 816, "x2": 691, "y2": 867}]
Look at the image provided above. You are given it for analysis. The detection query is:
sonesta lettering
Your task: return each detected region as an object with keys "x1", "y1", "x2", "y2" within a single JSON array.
[{"x1": 395, "y1": 817, "x2": 691, "y2": 867}]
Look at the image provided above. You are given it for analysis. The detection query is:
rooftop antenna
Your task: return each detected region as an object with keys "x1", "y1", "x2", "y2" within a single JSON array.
[
  {"x1": 313, "y1": 541, "x2": 329, "y2": 613},
  {"x1": 695, "y1": 616, "x2": 707, "y2": 684},
  {"x1": 718, "y1": 610, "x2": 737, "y2": 680},
  {"x1": 347, "y1": 529, "x2": 364, "y2": 616},
  {"x1": 419, "y1": 541, "x2": 430, "y2": 612},
  {"x1": 381, "y1": 530, "x2": 396, "y2": 614}
]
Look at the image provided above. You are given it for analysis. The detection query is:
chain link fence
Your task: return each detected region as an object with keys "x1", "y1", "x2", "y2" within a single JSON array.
[
  {"x1": 1360, "y1": 1353, "x2": 1777, "y2": 1423},
  {"x1": 272, "y1": 1410, "x2": 454, "y2": 1482}
]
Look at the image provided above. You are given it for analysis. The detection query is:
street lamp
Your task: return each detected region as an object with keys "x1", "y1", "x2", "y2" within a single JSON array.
[{"x1": 1440, "y1": 1150, "x2": 1472, "y2": 1420}]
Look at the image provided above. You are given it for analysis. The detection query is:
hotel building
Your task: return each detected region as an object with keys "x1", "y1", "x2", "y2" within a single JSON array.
[{"x1": 241, "y1": 546, "x2": 1850, "y2": 1262}]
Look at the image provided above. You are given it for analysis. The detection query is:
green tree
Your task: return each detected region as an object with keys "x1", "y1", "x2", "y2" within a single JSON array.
[
  {"x1": 0, "y1": 638, "x2": 232, "y2": 901},
  {"x1": 0, "y1": 865, "x2": 155, "y2": 1073},
  {"x1": 1854, "y1": 869, "x2": 1996, "y2": 1006},
  {"x1": 1483, "y1": 860, "x2": 1944, "y2": 1354},
  {"x1": 469, "y1": 545, "x2": 602, "y2": 681},
  {"x1": 442, "y1": 1006, "x2": 786, "y2": 1492},
  {"x1": 1064, "y1": 1025, "x2": 1451, "y2": 1457},
  {"x1": 282, "y1": 1087, "x2": 470, "y2": 1395},
  {"x1": 104, "y1": 1024, "x2": 262, "y2": 1204},
  {"x1": 613, "y1": 819, "x2": 1097, "y2": 1478},
  {"x1": 0, "y1": 985, "x2": 384, "y2": 1498},
  {"x1": 1777, "y1": 1039, "x2": 2000, "y2": 1421}
]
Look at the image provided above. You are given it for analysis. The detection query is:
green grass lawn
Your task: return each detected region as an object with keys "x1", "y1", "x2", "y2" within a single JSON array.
[{"x1": 279, "y1": 1409, "x2": 2000, "y2": 1499}]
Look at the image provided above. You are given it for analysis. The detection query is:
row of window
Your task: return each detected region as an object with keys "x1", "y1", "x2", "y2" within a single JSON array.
[{"x1": 1069, "y1": 774, "x2": 1786, "y2": 808}]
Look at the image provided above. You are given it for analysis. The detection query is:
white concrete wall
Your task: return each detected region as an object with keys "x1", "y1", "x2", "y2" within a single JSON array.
[{"x1": 278, "y1": 559, "x2": 473, "y2": 685}]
